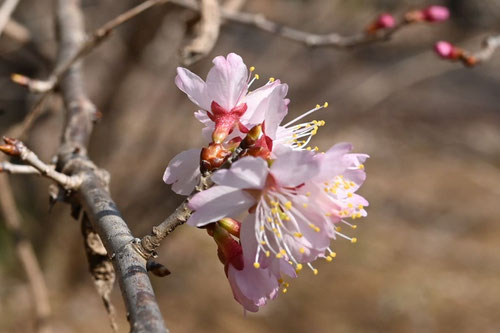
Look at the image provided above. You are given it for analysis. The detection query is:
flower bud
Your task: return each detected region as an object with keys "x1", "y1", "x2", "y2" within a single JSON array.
[
  {"x1": 213, "y1": 224, "x2": 244, "y2": 270},
  {"x1": 242, "y1": 124, "x2": 263, "y2": 148},
  {"x1": 422, "y1": 5, "x2": 450, "y2": 22},
  {"x1": 366, "y1": 13, "x2": 396, "y2": 33},
  {"x1": 200, "y1": 143, "x2": 231, "y2": 173},
  {"x1": 0, "y1": 137, "x2": 21, "y2": 156},
  {"x1": 218, "y1": 218, "x2": 241, "y2": 237},
  {"x1": 434, "y1": 41, "x2": 461, "y2": 59}
]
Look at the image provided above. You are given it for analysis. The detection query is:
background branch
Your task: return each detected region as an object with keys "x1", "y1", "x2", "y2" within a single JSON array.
[{"x1": 0, "y1": 0, "x2": 19, "y2": 36}]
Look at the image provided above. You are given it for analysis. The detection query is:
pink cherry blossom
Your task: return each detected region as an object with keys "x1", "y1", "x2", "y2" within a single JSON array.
[
  {"x1": 422, "y1": 5, "x2": 450, "y2": 22},
  {"x1": 175, "y1": 53, "x2": 289, "y2": 143},
  {"x1": 187, "y1": 145, "x2": 368, "y2": 273}
]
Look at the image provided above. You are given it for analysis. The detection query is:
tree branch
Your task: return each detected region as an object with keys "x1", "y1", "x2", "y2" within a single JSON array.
[
  {"x1": 0, "y1": 0, "x2": 19, "y2": 36},
  {"x1": 0, "y1": 161, "x2": 40, "y2": 174},
  {"x1": 181, "y1": 0, "x2": 221, "y2": 65},
  {"x1": 170, "y1": 0, "x2": 410, "y2": 48}
]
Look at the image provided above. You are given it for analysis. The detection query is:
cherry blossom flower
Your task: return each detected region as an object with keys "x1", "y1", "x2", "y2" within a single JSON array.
[{"x1": 187, "y1": 145, "x2": 368, "y2": 274}]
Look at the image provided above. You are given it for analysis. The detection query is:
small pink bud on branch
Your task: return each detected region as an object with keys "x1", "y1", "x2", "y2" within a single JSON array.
[
  {"x1": 366, "y1": 13, "x2": 396, "y2": 33},
  {"x1": 405, "y1": 5, "x2": 450, "y2": 23},
  {"x1": 0, "y1": 137, "x2": 21, "y2": 156},
  {"x1": 434, "y1": 41, "x2": 478, "y2": 67}
]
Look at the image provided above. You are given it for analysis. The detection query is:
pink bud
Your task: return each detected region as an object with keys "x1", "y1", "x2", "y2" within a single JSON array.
[
  {"x1": 434, "y1": 41, "x2": 454, "y2": 59},
  {"x1": 376, "y1": 13, "x2": 396, "y2": 29},
  {"x1": 423, "y1": 5, "x2": 450, "y2": 22}
]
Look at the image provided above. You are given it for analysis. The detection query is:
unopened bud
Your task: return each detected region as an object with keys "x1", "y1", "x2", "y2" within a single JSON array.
[
  {"x1": 218, "y1": 218, "x2": 241, "y2": 238},
  {"x1": 0, "y1": 137, "x2": 21, "y2": 156},
  {"x1": 213, "y1": 224, "x2": 244, "y2": 270},
  {"x1": 200, "y1": 143, "x2": 231, "y2": 173},
  {"x1": 366, "y1": 13, "x2": 396, "y2": 33},
  {"x1": 422, "y1": 5, "x2": 449, "y2": 22},
  {"x1": 434, "y1": 41, "x2": 461, "y2": 59},
  {"x1": 242, "y1": 124, "x2": 263, "y2": 148}
]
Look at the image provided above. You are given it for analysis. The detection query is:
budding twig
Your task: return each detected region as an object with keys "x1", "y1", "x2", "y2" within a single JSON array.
[
  {"x1": 0, "y1": 161, "x2": 41, "y2": 175},
  {"x1": 435, "y1": 35, "x2": 500, "y2": 67},
  {"x1": 0, "y1": 137, "x2": 83, "y2": 190}
]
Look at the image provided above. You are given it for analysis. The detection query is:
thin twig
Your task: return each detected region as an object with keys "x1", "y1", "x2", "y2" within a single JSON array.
[
  {"x1": 181, "y1": 0, "x2": 221, "y2": 65},
  {"x1": 171, "y1": 0, "x2": 408, "y2": 48},
  {"x1": 0, "y1": 161, "x2": 40, "y2": 174},
  {"x1": 462, "y1": 35, "x2": 500, "y2": 66},
  {"x1": 0, "y1": 137, "x2": 83, "y2": 190},
  {"x1": 0, "y1": 0, "x2": 20, "y2": 36}
]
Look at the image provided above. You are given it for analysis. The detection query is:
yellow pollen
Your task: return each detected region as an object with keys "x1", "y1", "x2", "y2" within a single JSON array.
[
  {"x1": 253, "y1": 262, "x2": 260, "y2": 269},
  {"x1": 284, "y1": 201, "x2": 292, "y2": 210},
  {"x1": 265, "y1": 251, "x2": 270, "y2": 257},
  {"x1": 260, "y1": 226, "x2": 265, "y2": 231},
  {"x1": 331, "y1": 252, "x2": 337, "y2": 258},
  {"x1": 276, "y1": 253, "x2": 283, "y2": 258},
  {"x1": 356, "y1": 212, "x2": 363, "y2": 218},
  {"x1": 254, "y1": 74, "x2": 260, "y2": 80},
  {"x1": 350, "y1": 181, "x2": 355, "y2": 187},
  {"x1": 347, "y1": 192, "x2": 353, "y2": 198},
  {"x1": 348, "y1": 203, "x2": 353, "y2": 208},
  {"x1": 306, "y1": 147, "x2": 312, "y2": 151},
  {"x1": 358, "y1": 164, "x2": 365, "y2": 170},
  {"x1": 269, "y1": 77, "x2": 275, "y2": 82},
  {"x1": 284, "y1": 282, "x2": 290, "y2": 288},
  {"x1": 280, "y1": 249, "x2": 287, "y2": 255},
  {"x1": 325, "y1": 256, "x2": 333, "y2": 262},
  {"x1": 335, "y1": 226, "x2": 342, "y2": 232},
  {"x1": 351, "y1": 237, "x2": 358, "y2": 244},
  {"x1": 278, "y1": 278, "x2": 284, "y2": 284},
  {"x1": 282, "y1": 288, "x2": 288, "y2": 294},
  {"x1": 323, "y1": 102, "x2": 329, "y2": 108},
  {"x1": 324, "y1": 188, "x2": 329, "y2": 193},
  {"x1": 299, "y1": 247, "x2": 305, "y2": 253},
  {"x1": 325, "y1": 212, "x2": 332, "y2": 217},
  {"x1": 261, "y1": 241, "x2": 267, "y2": 245},
  {"x1": 296, "y1": 264, "x2": 303, "y2": 271},
  {"x1": 306, "y1": 192, "x2": 311, "y2": 197},
  {"x1": 358, "y1": 204, "x2": 363, "y2": 210},
  {"x1": 250, "y1": 66, "x2": 255, "y2": 72},
  {"x1": 352, "y1": 225, "x2": 357, "y2": 229},
  {"x1": 271, "y1": 208, "x2": 278, "y2": 214},
  {"x1": 267, "y1": 217, "x2": 272, "y2": 222},
  {"x1": 302, "y1": 203, "x2": 308, "y2": 208},
  {"x1": 314, "y1": 146, "x2": 319, "y2": 151},
  {"x1": 324, "y1": 182, "x2": 329, "y2": 186},
  {"x1": 316, "y1": 104, "x2": 321, "y2": 109},
  {"x1": 292, "y1": 134, "x2": 298, "y2": 138},
  {"x1": 344, "y1": 185, "x2": 350, "y2": 190},
  {"x1": 294, "y1": 232, "x2": 303, "y2": 238},
  {"x1": 313, "y1": 269, "x2": 318, "y2": 275}
]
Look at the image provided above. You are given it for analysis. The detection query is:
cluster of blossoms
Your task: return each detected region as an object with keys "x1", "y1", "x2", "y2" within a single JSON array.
[{"x1": 164, "y1": 53, "x2": 368, "y2": 312}]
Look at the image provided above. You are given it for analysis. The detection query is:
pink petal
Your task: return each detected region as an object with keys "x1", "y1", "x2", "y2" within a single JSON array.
[
  {"x1": 175, "y1": 68, "x2": 211, "y2": 110},
  {"x1": 187, "y1": 186, "x2": 255, "y2": 227},
  {"x1": 271, "y1": 148, "x2": 319, "y2": 187},
  {"x1": 212, "y1": 156, "x2": 268, "y2": 189},
  {"x1": 163, "y1": 149, "x2": 201, "y2": 195},
  {"x1": 206, "y1": 53, "x2": 248, "y2": 111}
]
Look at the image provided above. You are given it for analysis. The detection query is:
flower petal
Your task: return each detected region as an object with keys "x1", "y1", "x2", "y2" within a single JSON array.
[
  {"x1": 212, "y1": 156, "x2": 268, "y2": 189},
  {"x1": 175, "y1": 67, "x2": 211, "y2": 110},
  {"x1": 271, "y1": 147, "x2": 319, "y2": 187},
  {"x1": 163, "y1": 149, "x2": 201, "y2": 195},
  {"x1": 187, "y1": 186, "x2": 255, "y2": 226},
  {"x1": 206, "y1": 53, "x2": 248, "y2": 110}
]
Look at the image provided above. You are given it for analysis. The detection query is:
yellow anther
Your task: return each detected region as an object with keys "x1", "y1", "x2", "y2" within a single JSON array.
[
  {"x1": 271, "y1": 208, "x2": 278, "y2": 214},
  {"x1": 349, "y1": 181, "x2": 355, "y2": 187},
  {"x1": 250, "y1": 66, "x2": 255, "y2": 72},
  {"x1": 302, "y1": 203, "x2": 308, "y2": 208},
  {"x1": 267, "y1": 217, "x2": 272, "y2": 222},
  {"x1": 260, "y1": 226, "x2": 265, "y2": 231},
  {"x1": 296, "y1": 264, "x2": 303, "y2": 271},
  {"x1": 280, "y1": 249, "x2": 287, "y2": 255},
  {"x1": 344, "y1": 185, "x2": 350, "y2": 190},
  {"x1": 314, "y1": 146, "x2": 319, "y2": 151},
  {"x1": 306, "y1": 147, "x2": 312, "y2": 151},
  {"x1": 261, "y1": 241, "x2": 267, "y2": 245},
  {"x1": 348, "y1": 203, "x2": 354, "y2": 208},
  {"x1": 278, "y1": 278, "x2": 284, "y2": 284},
  {"x1": 253, "y1": 262, "x2": 260, "y2": 269},
  {"x1": 311, "y1": 129, "x2": 318, "y2": 136},
  {"x1": 351, "y1": 237, "x2": 358, "y2": 244},
  {"x1": 306, "y1": 192, "x2": 311, "y2": 197},
  {"x1": 313, "y1": 269, "x2": 318, "y2": 275},
  {"x1": 284, "y1": 282, "x2": 290, "y2": 288},
  {"x1": 347, "y1": 192, "x2": 353, "y2": 198},
  {"x1": 292, "y1": 134, "x2": 298, "y2": 138},
  {"x1": 314, "y1": 227, "x2": 320, "y2": 232},
  {"x1": 284, "y1": 201, "x2": 292, "y2": 210},
  {"x1": 323, "y1": 102, "x2": 329, "y2": 108},
  {"x1": 282, "y1": 288, "x2": 288, "y2": 294},
  {"x1": 324, "y1": 187, "x2": 329, "y2": 193},
  {"x1": 324, "y1": 181, "x2": 329, "y2": 185},
  {"x1": 276, "y1": 253, "x2": 283, "y2": 258},
  {"x1": 335, "y1": 226, "x2": 342, "y2": 232},
  {"x1": 299, "y1": 247, "x2": 305, "y2": 254},
  {"x1": 266, "y1": 251, "x2": 270, "y2": 257},
  {"x1": 254, "y1": 74, "x2": 260, "y2": 80},
  {"x1": 325, "y1": 212, "x2": 332, "y2": 217},
  {"x1": 358, "y1": 164, "x2": 365, "y2": 170},
  {"x1": 294, "y1": 232, "x2": 303, "y2": 238},
  {"x1": 356, "y1": 212, "x2": 362, "y2": 218},
  {"x1": 331, "y1": 252, "x2": 337, "y2": 258},
  {"x1": 269, "y1": 77, "x2": 275, "y2": 82},
  {"x1": 352, "y1": 225, "x2": 357, "y2": 229},
  {"x1": 316, "y1": 104, "x2": 321, "y2": 109},
  {"x1": 358, "y1": 204, "x2": 363, "y2": 210},
  {"x1": 325, "y1": 256, "x2": 333, "y2": 262}
]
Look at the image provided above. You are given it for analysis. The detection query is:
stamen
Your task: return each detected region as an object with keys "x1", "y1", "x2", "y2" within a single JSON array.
[
  {"x1": 307, "y1": 263, "x2": 318, "y2": 275},
  {"x1": 283, "y1": 102, "x2": 328, "y2": 127}
]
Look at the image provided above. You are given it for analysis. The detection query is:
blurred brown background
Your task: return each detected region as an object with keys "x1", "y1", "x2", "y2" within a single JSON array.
[{"x1": 1, "y1": 0, "x2": 500, "y2": 332}]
